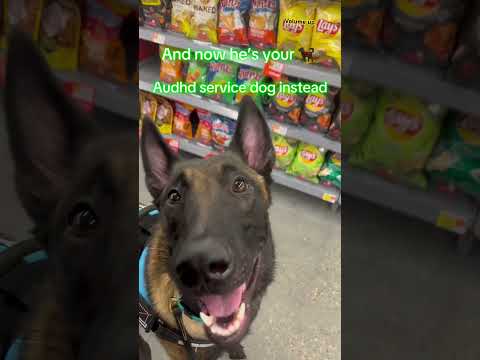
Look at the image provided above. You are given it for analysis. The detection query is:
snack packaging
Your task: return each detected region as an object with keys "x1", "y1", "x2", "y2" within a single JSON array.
[
  {"x1": 350, "y1": 90, "x2": 445, "y2": 188},
  {"x1": 234, "y1": 65, "x2": 264, "y2": 105},
  {"x1": 268, "y1": 76, "x2": 305, "y2": 125},
  {"x1": 319, "y1": 152, "x2": 341, "y2": 188},
  {"x1": 190, "y1": 0, "x2": 219, "y2": 43},
  {"x1": 195, "y1": 109, "x2": 214, "y2": 146},
  {"x1": 218, "y1": 0, "x2": 250, "y2": 46},
  {"x1": 248, "y1": 0, "x2": 278, "y2": 49},
  {"x1": 173, "y1": 102, "x2": 194, "y2": 139},
  {"x1": 277, "y1": 0, "x2": 316, "y2": 60},
  {"x1": 154, "y1": 96, "x2": 174, "y2": 135},
  {"x1": 141, "y1": 0, "x2": 171, "y2": 29},
  {"x1": 4, "y1": 0, "x2": 44, "y2": 43},
  {"x1": 38, "y1": 0, "x2": 82, "y2": 71},
  {"x1": 273, "y1": 134, "x2": 298, "y2": 170},
  {"x1": 427, "y1": 114, "x2": 480, "y2": 197},
  {"x1": 212, "y1": 115, "x2": 237, "y2": 150},
  {"x1": 342, "y1": 0, "x2": 385, "y2": 49},
  {"x1": 170, "y1": 0, "x2": 194, "y2": 35},
  {"x1": 382, "y1": 0, "x2": 465, "y2": 68},
  {"x1": 287, "y1": 142, "x2": 326, "y2": 183},
  {"x1": 207, "y1": 61, "x2": 239, "y2": 104},
  {"x1": 327, "y1": 110, "x2": 341, "y2": 141},
  {"x1": 139, "y1": 91, "x2": 158, "y2": 137},
  {"x1": 186, "y1": 61, "x2": 208, "y2": 86},
  {"x1": 311, "y1": 1, "x2": 341, "y2": 68},
  {"x1": 159, "y1": 46, "x2": 184, "y2": 83},
  {"x1": 341, "y1": 79, "x2": 376, "y2": 153},
  {"x1": 300, "y1": 92, "x2": 334, "y2": 133},
  {"x1": 79, "y1": 0, "x2": 135, "y2": 83}
]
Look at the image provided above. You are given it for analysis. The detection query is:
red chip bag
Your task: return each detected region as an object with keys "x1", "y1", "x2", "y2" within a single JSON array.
[
  {"x1": 195, "y1": 109, "x2": 213, "y2": 146},
  {"x1": 248, "y1": 0, "x2": 278, "y2": 49},
  {"x1": 173, "y1": 102, "x2": 194, "y2": 139},
  {"x1": 218, "y1": 0, "x2": 250, "y2": 46}
]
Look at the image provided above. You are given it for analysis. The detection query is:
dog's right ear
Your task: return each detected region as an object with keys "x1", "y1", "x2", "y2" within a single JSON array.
[
  {"x1": 5, "y1": 30, "x2": 94, "y2": 224},
  {"x1": 141, "y1": 118, "x2": 177, "y2": 200}
]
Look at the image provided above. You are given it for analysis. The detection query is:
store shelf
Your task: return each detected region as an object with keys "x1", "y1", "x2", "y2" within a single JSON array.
[
  {"x1": 57, "y1": 71, "x2": 138, "y2": 119},
  {"x1": 342, "y1": 165, "x2": 478, "y2": 235},
  {"x1": 140, "y1": 26, "x2": 341, "y2": 88},
  {"x1": 165, "y1": 134, "x2": 340, "y2": 203},
  {"x1": 343, "y1": 47, "x2": 480, "y2": 116},
  {"x1": 140, "y1": 58, "x2": 341, "y2": 152}
]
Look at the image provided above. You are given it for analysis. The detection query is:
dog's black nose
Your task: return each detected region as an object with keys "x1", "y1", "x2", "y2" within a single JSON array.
[{"x1": 175, "y1": 239, "x2": 232, "y2": 288}]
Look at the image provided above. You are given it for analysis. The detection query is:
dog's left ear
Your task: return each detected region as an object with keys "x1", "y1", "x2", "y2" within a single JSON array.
[{"x1": 230, "y1": 96, "x2": 275, "y2": 178}]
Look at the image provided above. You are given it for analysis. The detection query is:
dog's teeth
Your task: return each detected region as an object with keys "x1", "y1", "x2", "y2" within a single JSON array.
[
  {"x1": 200, "y1": 312, "x2": 215, "y2": 327},
  {"x1": 211, "y1": 323, "x2": 229, "y2": 337},
  {"x1": 237, "y1": 302, "x2": 246, "y2": 322}
]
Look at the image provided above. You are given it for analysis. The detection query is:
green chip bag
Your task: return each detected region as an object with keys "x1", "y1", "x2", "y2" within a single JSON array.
[
  {"x1": 206, "y1": 61, "x2": 239, "y2": 105},
  {"x1": 186, "y1": 61, "x2": 208, "y2": 87},
  {"x1": 287, "y1": 142, "x2": 326, "y2": 183},
  {"x1": 341, "y1": 80, "x2": 377, "y2": 154},
  {"x1": 273, "y1": 134, "x2": 298, "y2": 170},
  {"x1": 350, "y1": 90, "x2": 445, "y2": 188},
  {"x1": 319, "y1": 152, "x2": 342, "y2": 188}
]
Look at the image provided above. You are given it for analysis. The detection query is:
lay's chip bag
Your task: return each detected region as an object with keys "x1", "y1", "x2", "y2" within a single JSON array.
[
  {"x1": 273, "y1": 134, "x2": 298, "y2": 170},
  {"x1": 287, "y1": 142, "x2": 326, "y2": 183},
  {"x1": 311, "y1": 1, "x2": 341, "y2": 68},
  {"x1": 277, "y1": 0, "x2": 316, "y2": 60}
]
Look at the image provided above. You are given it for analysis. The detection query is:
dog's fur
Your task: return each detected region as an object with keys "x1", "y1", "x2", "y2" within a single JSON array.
[
  {"x1": 141, "y1": 97, "x2": 276, "y2": 359},
  {"x1": 4, "y1": 31, "x2": 138, "y2": 360}
]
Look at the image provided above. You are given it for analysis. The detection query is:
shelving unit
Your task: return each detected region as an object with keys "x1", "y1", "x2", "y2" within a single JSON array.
[
  {"x1": 140, "y1": 58, "x2": 341, "y2": 153},
  {"x1": 343, "y1": 47, "x2": 480, "y2": 116},
  {"x1": 164, "y1": 135, "x2": 340, "y2": 203},
  {"x1": 140, "y1": 26, "x2": 341, "y2": 88}
]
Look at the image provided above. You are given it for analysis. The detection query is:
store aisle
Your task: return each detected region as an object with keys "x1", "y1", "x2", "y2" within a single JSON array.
[{"x1": 139, "y1": 157, "x2": 342, "y2": 360}]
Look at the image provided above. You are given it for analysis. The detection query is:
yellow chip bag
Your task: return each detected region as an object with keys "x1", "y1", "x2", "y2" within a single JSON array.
[
  {"x1": 190, "y1": 0, "x2": 219, "y2": 43},
  {"x1": 311, "y1": 1, "x2": 341, "y2": 69},
  {"x1": 277, "y1": 0, "x2": 316, "y2": 61},
  {"x1": 170, "y1": 0, "x2": 194, "y2": 36}
]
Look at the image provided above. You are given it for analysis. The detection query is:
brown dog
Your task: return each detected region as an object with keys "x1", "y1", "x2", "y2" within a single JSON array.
[{"x1": 140, "y1": 97, "x2": 276, "y2": 359}]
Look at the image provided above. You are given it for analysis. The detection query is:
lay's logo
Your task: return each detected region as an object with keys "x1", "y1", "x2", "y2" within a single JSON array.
[
  {"x1": 283, "y1": 20, "x2": 304, "y2": 33},
  {"x1": 316, "y1": 19, "x2": 340, "y2": 35},
  {"x1": 274, "y1": 145, "x2": 289, "y2": 156},
  {"x1": 301, "y1": 150, "x2": 317, "y2": 162}
]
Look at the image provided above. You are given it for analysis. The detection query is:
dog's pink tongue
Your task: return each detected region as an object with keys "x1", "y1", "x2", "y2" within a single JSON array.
[{"x1": 200, "y1": 283, "x2": 246, "y2": 318}]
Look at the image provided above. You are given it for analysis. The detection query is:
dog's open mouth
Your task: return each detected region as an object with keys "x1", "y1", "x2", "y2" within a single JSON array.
[{"x1": 198, "y1": 256, "x2": 260, "y2": 340}]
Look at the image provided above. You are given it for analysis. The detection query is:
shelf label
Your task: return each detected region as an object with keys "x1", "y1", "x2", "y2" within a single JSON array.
[
  {"x1": 436, "y1": 211, "x2": 466, "y2": 233},
  {"x1": 152, "y1": 32, "x2": 165, "y2": 44},
  {"x1": 263, "y1": 60, "x2": 285, "y2": 81},
  {"x1": 271, "y1": 123, "x2": 288, "y2": 136},
  {"x1": 322, "y1": 193, "x2": 337, "y2": 203}
]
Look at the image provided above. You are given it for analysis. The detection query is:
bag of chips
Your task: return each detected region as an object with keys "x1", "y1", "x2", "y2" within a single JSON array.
[
  {"x1": 190, "y1": 0, "x2": 219, "y2": 43},
  {"x1": 248, "y1": 0, "x2": 278, "y2": 49},
  {"x1": 218, "y1": 0, "x2": 250, "y2": 46},
  {"x1": 159, "y1": 46, "x2": 184, "y2": 83},
  {"x1": 287, "y1": 142, "x2": 326, "y2": 183},
  {"x1": 273, "y1": 134, "x2": 298, "y2": 170},
  {"x1": 343, "y1": 0, "x2": 385, "y2": 49},
  {"x1": 277, "y1": 0, "x2": 316, "y2": 61},
  {"x1": 300, "y1": 92, "x2": 334, "y2": 133},
  {"x1": 234, "y1": 65, "x2": 264, "y2": 105},
  {"x1": 212, "y1": 115, "x2": 237, "y2": 150},
  {"x1": 207, "y1": 61, "x2": 239, "y2": 104},
  {"x1": 139, "y1": 91, "x2": 158, "y2": 137},
  {"x1": 186, "y1": 61, "x2": 208, "y2": 86},
  {"x1": 195, "y1": 109, "x2": 214, "y2": 146},
  {"x1": 327, "y1": 110, "x2": 341, "y2": 141},
  {"x1": 268, "y1": 76, "x2": 305, "y2": 125},
  {"x1": 311, "y1": 1, "x2": 341, "y2": 68},
  {"x1": 154, "y1": 96, "x2": 174, "y2": 135},
  {"x1": 173, "y1": 102, "x2": 194, "y2": 139},
  {"x1": 319, "y1": 152, "x2": 341, "y2": 188},
  {"x1": 170, "y1": 0, "x2": 194, "y2": 35},
  {"x1": 141, "y1": 0, "x2": 171, "y2": 29},
  {"x1": 39, "y1": 0, "x2": 82, "y2": 71}
]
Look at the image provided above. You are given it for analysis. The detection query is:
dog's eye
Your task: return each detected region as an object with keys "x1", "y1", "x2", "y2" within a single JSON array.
[
  {"x1": 168, "y1": 189, "x2": 182, "y2": 203},
  {"x1": 232, "y1": 177, "x2": 248, "y2": 193},
  {"x1": 68, "y1": 203, "x2": 98, "y2": 229}
]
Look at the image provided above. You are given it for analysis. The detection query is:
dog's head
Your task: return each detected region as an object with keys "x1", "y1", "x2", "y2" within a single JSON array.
[
  {"x1": 141, "y1": 97, "x2": 276, "y2": 346},
  {"x1": 4, "y1": 31, "x2": 137, "y2": 359}
]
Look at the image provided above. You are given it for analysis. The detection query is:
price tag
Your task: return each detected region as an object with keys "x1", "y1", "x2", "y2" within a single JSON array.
[
  {"x1": 204, "y1": 152, "x2": 218, "y2": 159},
  {"x1": 152, "y1": 31, "x2": 165, "y2": 44},
  {"x1": 165, "y1": 138, "x2": 179, "y2": 153},
  {"x1": 436, "y1": 211, "x2": 466, "y2": 233},
  {"x1": 271, "y1": 122, "x2": 288, "y2": 136},
  {"x1": 263, "y1": 61, "x2": 285, "y2": 81},
  {"x1": 142, "y1": 0, "x2": 161, "y2": 5},
  {"x1": 322, "y1": 193, "x2": 337, "y2": 204}
]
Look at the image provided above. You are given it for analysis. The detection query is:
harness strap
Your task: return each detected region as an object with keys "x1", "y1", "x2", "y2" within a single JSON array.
[{"x1": 172, "y1": 301, "x2": 196, "y2": 360}]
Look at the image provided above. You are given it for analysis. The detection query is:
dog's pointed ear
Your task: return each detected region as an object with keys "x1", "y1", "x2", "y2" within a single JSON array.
[
  {"x1": 141, "y1": 117, "x2": 177, "y2": 199},
  {"x1": 5, "y1": 30, "x2": 94, "y2": 224},
  {"x1": 229, "y1": 96, "x2": 275, "y2": 178}
]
